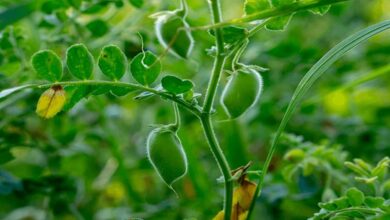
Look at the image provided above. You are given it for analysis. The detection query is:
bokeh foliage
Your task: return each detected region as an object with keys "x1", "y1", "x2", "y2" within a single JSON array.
[{"x1": 0, "y1": 0, "x2": 389, "y2": 219}]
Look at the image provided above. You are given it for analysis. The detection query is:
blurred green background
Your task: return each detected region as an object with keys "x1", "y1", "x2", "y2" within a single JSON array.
[{"x1": 0, "y1": 0, "x2": 389, "y2": 219}]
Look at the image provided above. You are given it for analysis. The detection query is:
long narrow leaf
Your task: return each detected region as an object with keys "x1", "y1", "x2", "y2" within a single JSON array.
[
  {"x1": 0, "y1": 84, "x2": 36, "y2": 99},
  {"x1": 247, "y1": 19, "x2": 390, "y2": 220}
]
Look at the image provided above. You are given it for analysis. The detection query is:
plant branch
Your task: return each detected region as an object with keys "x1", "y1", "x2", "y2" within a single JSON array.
[
  {"x1": 32, "y1": 80, "x2": 201, "y2": 116},
  {"x1": 171, "y1": 103, "x2": 181, "y2": 131},
  {"x1": 202, "y1": 1, "x2": 233, "y2": 220},
  {"x1": 203, "y1": 0, "x2": 226, "y2": 114},
  {"x1": 191, "y1": 0, "x2": 351, "y2": 31},
  {"x1": 200, "y1": 116, "x2": 233, "y2": 220}
]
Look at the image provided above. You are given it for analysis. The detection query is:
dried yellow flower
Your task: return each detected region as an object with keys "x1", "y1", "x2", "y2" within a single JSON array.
[
  {"x1": 36, "y1": 85, "x2": 66, "y2": 119},
  {"x1": 213, "y1": 176, "x2": 257, "y2": 220}
]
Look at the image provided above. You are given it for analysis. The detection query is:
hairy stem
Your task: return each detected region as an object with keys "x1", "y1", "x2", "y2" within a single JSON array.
[
  {"x1": 202, "y1": 1, "x2": 233, "y2": 220},
  {"x1": 171, "y1": 103, "x2": 181, "y2": 131},
  {"x1": 203, "y1": 0, "x2": 226, "y2": 113},
  {"x1": 200, "y1": 116, "x2": 233, "y2": 220}
]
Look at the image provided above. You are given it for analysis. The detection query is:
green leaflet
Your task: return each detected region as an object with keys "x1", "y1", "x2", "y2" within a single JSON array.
[
  {"x1": 364, "y1": 196, "x2": 385, "y2": 208},
  {"x1": 244, "y1": 0, "x2": 296, "y2": 31},
  {"x1": 67, "y1": 0, "x2": 82, "y2": 9},
  {"x1": 66, "y1": 44, "x2": 94, "y2": 80},
  {"x1": 63, "y1": 85, "x2": 94, "y2": 111},
  {"x1": 312, "y1": 188, "x2": 387, "y2": 219},
  {"x1": 130, "y1": 51, "x2": 161, "y2": 86},
  {"x1": 161, "y1": 75, "x2": 193, "y2": 95},
  {"x1": 31, "y1": 50, "x2": 63, "y2": 82},
  {"x1": 346, "y1": 188, "x2": 365, "y2": 206},
  {"x1": 87, "y1": 19, "x2": 109, "y2": 38},
  {"x1": 244, "y1": 0, "x2": 333, "y2": 31},
  {"x1": 244, "y1": 0, "x2": 270, "y2": 15},
  {"x1": 265, "y1": 15, "x2": 293, "y2": 31},
  {"x1": 98, "y1": 45, "x2": 127, "y2": 80},
  {"x1": 129, "y1": 0, "x2": 143, "y2": 8},
  {"x1": 247, "y1": 20, "x2": 390, "y2": 220},
  {"x1": 209, "y1": 26, "x2": 248, "y2": 44}
]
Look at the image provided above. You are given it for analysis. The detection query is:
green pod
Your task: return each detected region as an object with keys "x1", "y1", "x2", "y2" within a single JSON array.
[
  {"x1": 147, "y1": 128, "x2": 188, "y2": 188},
  {"x1": 154, "y1": 11, "x2": 194, "y2": 59},
  {"x1": 221, "y1": 68, "x2": 263, "y2": 118}
]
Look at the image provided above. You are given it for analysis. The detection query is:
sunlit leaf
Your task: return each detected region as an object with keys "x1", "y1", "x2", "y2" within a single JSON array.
[
  {"x1": 98, "y1": 45, "x2": 127, "y2": 80},
  {"x1": 346, "y1": 187, "x2": 364, "y2": 206},
  {"x1": 66, "y1": 44, "x2": 94, "y2": 80},
  {"x1": 31, "y1": 50, "x2": 63, "y2": 82}
]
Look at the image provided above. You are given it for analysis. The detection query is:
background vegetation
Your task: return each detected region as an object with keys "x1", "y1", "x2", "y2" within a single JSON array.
[{"x1": 0, "y1": 0, "x2": 389, "y2": 219}]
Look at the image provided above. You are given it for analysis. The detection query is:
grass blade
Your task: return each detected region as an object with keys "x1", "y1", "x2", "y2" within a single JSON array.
[{"x1": 246, "y1": 19, "x2": 390, "y2": 220}]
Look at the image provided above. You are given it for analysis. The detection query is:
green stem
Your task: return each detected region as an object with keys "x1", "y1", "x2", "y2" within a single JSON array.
[
  {"x1": 200, "y1": 116, "x2": 233, "y2": 220},
  {"x1": 203, "y1": 0, "x2": 226, "y2": 113},
  {"x1": 231, "y1": 40, "x2": 249, "y2": 71},
  {"x1": 203, "y1": 55, "x2": 226, "y2": 113},
  {"x1": 202, "y1": 1, "x2": 233, "y2": 220},
  {"x1": 171, "y1": 103, "x2": 181, "y2": 132},
  {"x1": 191, "y1": 0, "x2": 351, "y2": 31}
]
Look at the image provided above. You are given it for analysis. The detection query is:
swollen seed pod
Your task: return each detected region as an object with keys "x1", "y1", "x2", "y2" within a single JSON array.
[
  {"x1": 36, "y1": 85, "x2": 66, "y2": 119},
  {"x1": 221, "y1": 68, "x2": 263, "y2": 119},
  {"x1": 146, "y1": 128, "x2": 188, "y2": 189},
  {"x1": 153, "y1": 9, "x2": 194, "y2": 59}
]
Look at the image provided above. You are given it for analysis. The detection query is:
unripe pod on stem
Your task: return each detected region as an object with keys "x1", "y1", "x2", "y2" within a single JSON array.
[
  {"x1": 146, "y1": 127, "x2": 188, "y2": 191},
  {"x1": 221, "y1": 68, "x2": 263, "y2": 118},
  {"x1": 152, "y1": 0, "x2": 194, "y2": 59}
]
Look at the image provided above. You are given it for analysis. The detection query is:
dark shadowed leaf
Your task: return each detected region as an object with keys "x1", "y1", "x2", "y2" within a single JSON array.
[
  {"x1": 129, "y1": 0, "x2": 143, "y2": 8},
  {"x1": 0, "y1": 148, "x2": 14, "y2": 165},
  {"x1": 87, "y1": 19, "x2": 109, "y2": 38},
  {"x1": 209, "y1": 26, "x2": 248, "y2": 44},
  {"x1": 63, "y1": 85, "x2": 94, "y2": 111}
]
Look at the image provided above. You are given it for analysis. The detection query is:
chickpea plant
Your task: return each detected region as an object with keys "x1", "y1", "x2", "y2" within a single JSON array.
[{"x1": 1, "y1": 0, "x2": 390, "y2": 219}]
